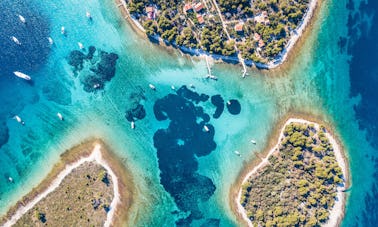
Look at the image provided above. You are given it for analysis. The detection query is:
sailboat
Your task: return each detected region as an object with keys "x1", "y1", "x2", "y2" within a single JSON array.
[{"x1": 13, "y1": 115, "x2": 25, "y2": 125}]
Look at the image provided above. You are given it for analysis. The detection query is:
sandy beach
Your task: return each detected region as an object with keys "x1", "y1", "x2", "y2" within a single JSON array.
[
  {"x1": 116, "y1": 0, "x2": 318, "y2": 70},
  {"x1": 235, "y1": 118, "x2": 349, "y2": 227},
  {"x1": 1, "y1": 140, "x2": 134, "y2": 227}
]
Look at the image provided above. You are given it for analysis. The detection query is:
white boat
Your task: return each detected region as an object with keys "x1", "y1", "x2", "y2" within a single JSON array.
[
  {"x1": 61, "y1": 26, "x2": 65, "y2": 34},
  {"x1": 227, "y1": 100, "x2": 231, "y2": 105},
  {"x1": 250, "y1": 139, "x2": 257, "y2": 145},
  {"x1": 234, "y1": 150, "x2": 241, "y2": 157},
  {"x1": 14, "y1": 71, "x2": 31, "y2": 80},
  {"x1": 149, "y1": 84, "x2": 156, "y2": 90},
  {"x1": 131, "y1": 121, "x2": 135, "y2": 129},
  {"x1": 86, "y1": 11, "x2": 92, "y2": 19},
  {"x1": 8, "y1": 177, "x2": 13, "y2": 182},
  {"x1": 57, "y1": 112, "x2": 64, "y2": 121},
  {"x1": 48, "y1": 37, "x2": 54, "y2": 45},
  {"x1": 11, "y1": 36, "x2": 21, "y2": 45},
  {"x1": 206, "y1": 74, "x2": 218, "y2": 80},
  {"x1": 203, "y1": 125, "x2": 209, "y2": 132},
  {"x1": 78, "y1": 42, "x2": 84, "y2": 49},
  {"x1": 18, "y1": 15, "x2": 26, "y2": 23},
  {"x1": 13, "y1": 115, "x2": 24, "y2": 125},
  {"x1": 93, "y1": 83, "x2": 100, "y2": 89},
  {"x1": 171, "y1": 85, "x2": 175, "y2": 90}
]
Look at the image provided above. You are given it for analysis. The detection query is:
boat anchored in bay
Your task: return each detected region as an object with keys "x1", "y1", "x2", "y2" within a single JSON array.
[
  {"x1": 11, "y1": 36, "x2": 21, "y2": 45},
  {"x1": 18, "y1": 15, "x2": 26, "y2": 23},
  {"x1": 13, "y1": 71, "x2": 31, "y2": 80}
]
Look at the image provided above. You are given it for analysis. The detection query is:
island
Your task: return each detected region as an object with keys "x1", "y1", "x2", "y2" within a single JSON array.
[
  {"x1": 0, "y1": 140, "x2": 134, "y2": 227},
  {"x1": 234, "y1": 118, "x2": 348, "y2": 227},
  {"x1": 118, "y1": 0, "x2": 318, "y2": 69}
]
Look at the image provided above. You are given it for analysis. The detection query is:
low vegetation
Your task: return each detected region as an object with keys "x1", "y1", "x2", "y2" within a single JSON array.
[
  {"x1": 240, "y1": 122, "x2": 344, "y2": 227},
  {"x1": 15, "y1": 162, "x2": 113, "y2": 226}
]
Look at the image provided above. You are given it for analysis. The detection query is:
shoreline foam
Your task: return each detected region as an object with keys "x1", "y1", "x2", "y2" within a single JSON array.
[
  {"x1": 0, "y1": 140, "x2": 134, "y2": 227},
  {"x1": 116, "y1": 0, "x2": 318, "y2": 70},
  {"x1": 234, "y1": 117, "x2": 349, "y2": 227}
]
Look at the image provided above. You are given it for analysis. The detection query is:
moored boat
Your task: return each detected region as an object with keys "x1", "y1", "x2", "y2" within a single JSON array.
[
  {"x1": 57, "y1": 112, "x2": 64, "y2": 121},
  {"x1": 13, "y1": 71, "x2": 31, "y2": 80},
  {"x1": 11, "y1": 36, "x2": 21, "y2": 45},
  {"x1": 18, "y1": 15, "x2": 26, "y2": 23},
  {"x1": 149, "y1": 84, "x2": 156, "y2": 90}
]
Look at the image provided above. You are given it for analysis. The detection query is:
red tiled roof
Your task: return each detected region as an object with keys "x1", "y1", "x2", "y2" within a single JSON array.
[
  {"x1": 194, "y1": 2, "x2": 204, "y2": 12},
  {"x1": 196, "y1": 14, "x2": 204, "y2": 24},
  {"x1": 234, "y1": 23, "x2": 243, "y2": 32}
]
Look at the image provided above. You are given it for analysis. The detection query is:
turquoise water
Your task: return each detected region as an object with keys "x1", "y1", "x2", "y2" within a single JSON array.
[{"x1": 0, "y1": 0, "x2": 377, "y2": 226}]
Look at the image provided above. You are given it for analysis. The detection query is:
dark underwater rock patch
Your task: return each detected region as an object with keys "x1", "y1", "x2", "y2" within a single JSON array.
[
  {"x1": 67, "y1": 46, "x2": 118, "y2": 92},
  {"x1": 226, "y1": 99, "x2": 241, "y2": 115},
  {"x1": 153, "y1": 87, "x2": 217, "y2": 225},
  {"x1": 125, "y1": 88, "x2": 147, "y2": 122},
  {"x1": 211, "y1": 95, "x2": 224, "y2": 119},
  {"x1": 125, "y1": 104, "x2": 146, "y2": 122}
]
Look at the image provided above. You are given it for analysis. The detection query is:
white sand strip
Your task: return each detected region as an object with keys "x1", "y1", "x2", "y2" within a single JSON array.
[
  {"x1": 3, "y1": 144, "x2": 120, "y2": 227},
  {"x1": 236, "y1": 118, "x2": 347, "y2": 227}
]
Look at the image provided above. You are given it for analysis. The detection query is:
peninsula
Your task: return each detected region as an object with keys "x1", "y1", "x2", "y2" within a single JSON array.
[
  {"x1": 234, "y1": 118, "x2": 348, "y2": 227},
  {"x1": 0, "y1": 140, "x2": 134, "y2": 227},
  {"x1": 119, "y1": 0, "x2": 317, "y2": 69}
]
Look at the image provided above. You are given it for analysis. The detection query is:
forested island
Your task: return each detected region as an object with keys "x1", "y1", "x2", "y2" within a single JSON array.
[
  {"x1": 237, "y1": 120, "x2": 347, "y2": 227},
  {"x1": 123, "y1": 0, "x2": 315, "y2": 67}
]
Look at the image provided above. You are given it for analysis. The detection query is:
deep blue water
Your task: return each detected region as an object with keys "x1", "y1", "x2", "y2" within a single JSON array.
[{"x1": 346, "y1": 0, "x2": 378, "y2": 225}]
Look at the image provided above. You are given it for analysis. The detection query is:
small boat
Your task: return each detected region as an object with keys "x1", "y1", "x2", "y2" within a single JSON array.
[
  {"x1": 8, "y1": 177, "x2": 13, "y2": 183},
  {"x1": 227, "y1": 100, "x2": 231, "y2": 105},
  {"x1": 11, "y1": 36, "x2": 21, "y2": 45},
  {"x1": 149, "y1": 84, "x2": 156, "y2": 90},
  {"x1": 171, "y1": 85, "x2": 175, "y2": 90},
  {"x1": 93, "y1": 83, "x2": 100, "y2": 89},
  {"x1": 203, "y1": 125, "x2": 209, "y2": 132},
  {"x1": 86, "y1": 11, "x2": 92, "y2": 19},
  {"x1": 234, "y1": 150, "x2": 241, "y2": 157},
  {"x1": 18, "y1": 15, "x2": 26, "y2": 23},
  {"x1": 78, "y1": 42, "x2": 84, "y2": 49},
  {"x1": 61, "y1": 26, "x2": 65, "y2": 35},
  {"x1": 250, "y1": 139, "x2": 257, "y2": 145},
  {"x1": 13, "y1": 115, "x2": 25, "y2": 125},
  {"x1": 14, "y1": 71, "x2": 31, "y2": 80},
  {"x1": 48, "y1": 37, "x2": 54, "y2": 45},
  {"x1": 206, "y1": 74, "x2": 218, "y2": 80},
  {"x1": 131, "y1": 121, "x2": 135, "y2": 129},
  {"x1": 57, "y1": 112, "x2": 64, "y2": 121}
]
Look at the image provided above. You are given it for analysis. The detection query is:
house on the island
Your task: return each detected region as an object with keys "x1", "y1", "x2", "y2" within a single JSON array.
[
  {"x1": 193, "y1": 2, "x2": 204, "y2": 13},
  {"x1": 196, "y1": 14, "x2": 205, "y2": 25},
  {"x1": 145, "y1": 6, "x2": 156, "y2": 20},
  {"x1": 234, "y1": 23, "x2": 244, "y2": 33},
  {"x1": 253, "y1": 33, "x2": 261, "y2": 41},
  {"x1": 183, "y1": 3, "x2": 193, "y2": 14},
  {"x1": 254, "y1": 11, "x2": 270, "y2": 25},
  {"x1": 258, "y1": 39, "x2": 265, "y2": 48}
]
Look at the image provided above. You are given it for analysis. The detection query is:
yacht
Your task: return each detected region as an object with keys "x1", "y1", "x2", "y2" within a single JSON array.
[
  {"x1": 57, "y1": 112, "x2": 64, "y2": 121},
  {"x1": 78, "y1": 42, "x2": 84, "y2": 49},
  {"x1": 171, "y1": 85, "x2": 175, "y2": 90},
  {"x1": 61, "y1": 26, "x2": 65, "y2": 35},
  {"x1": 8, "y1": 177, "x2": 13, "y2": 182},
  {"x1": 227, "y1": 100, "x2": 231, "y2": 105},
  {"x1": 131, "y1": 121, "x2": 135, "y2": 129},
  {"x1": 48, "y1": 37, "x2": 54, "y2": 45},
  {"x1": 86, "y1": 11, "x2": 92, "y2": 19},
  {"x1": 203, "y1": 125, "x2": 209, "y2": 132},
  {"x1": 149, "y1": 84, "x2": 156, "y2": 90},
  {"x1": 93, "y1": 83, "x2": 100, "y2": 89},
  {"x1": 234, "y1": 150, "x2": 241, "y2": 157},
  {"x1": 14, "y1": 71, "x2": 31, "y2": 80},
  {"x1": 13, "y1": 115, "x2": 24, "y2": 125},
  {"x1": 11, "y1": 36, "x2": 21, "y2": 45},
  {"x1": 18, "y1": 15, "x2": 26, "y2": 23},
  {"x1": 250, "y1": 139, "x2": 257, "y2": 145}
]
